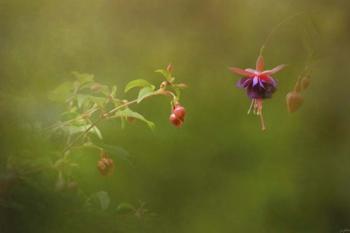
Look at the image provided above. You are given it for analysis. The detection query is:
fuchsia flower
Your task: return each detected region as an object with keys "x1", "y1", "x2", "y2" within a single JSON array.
[{"x1": 229, "y1": 55, "x2": 285, "y2": 130}]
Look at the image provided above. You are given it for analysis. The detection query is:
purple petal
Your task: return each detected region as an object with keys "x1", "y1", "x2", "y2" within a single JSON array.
[
  {"x1": 236, "y1": 77, "x2": 251, "y2": 88},
  {"x1": 258, "y1": 79, "x2": 265, "y2": 88},
  {"x1": 246, "y1": 82, "x2": 277, "y2": 99},
  {"x1": 252, "y1": 76, "x2": 259, "y2": 87},
  {"x1": 261, "y1": 76, "x2": 278, "y2": 87}
]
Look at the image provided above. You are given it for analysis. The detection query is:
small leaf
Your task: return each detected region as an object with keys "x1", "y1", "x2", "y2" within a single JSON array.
[
  {"x1": 110, "y1": 85, "x2": 117, "y2": 97},
  {"x1": 96, "y1": 143, "x2": 130, "y2": 162},
  {"x1": 124, "y1": 79, "x2": 154, "y2": 93},
  {"x1": 155, "y1": 69, "x2": 172, "y2": 81},
  {"x1": 92, "y1": 126, "x2": 103, "y2": 139},
  {"x1": 116, "y1": 203, "x2": 135, "y2": 215},
  {"x1": 72, "y1": 72, "x2": 94, "y2": 84},
  {"x1": 63, "y1": 125, "x2": 89, "y2": 135},
  {"x1": 60, "y1": 111, "x2": 80, "y2": 121},
  {"x1": 49, "y1": 81, "x2": 74, "y2": 102},
  {"x1": 55, "y1": 171, "x2": 65, "y2": 191},
  {"x1": 114, "y1": 108, "x2": 155, "y2": 129},
  {"x1": 95, "y1": 191, "x2": 110, "y2": 211},
  {"x1": 76, "y1": 94, "x2": 89, "y2": 108},
  {"x1": 137, "y1": 86, "x2": 155, "y2": 103},
  {"x1": 88, "y1": 95, "x2": 107, "y2": 106}
]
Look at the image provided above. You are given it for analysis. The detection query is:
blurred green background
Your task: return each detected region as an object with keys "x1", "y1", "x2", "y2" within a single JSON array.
[{"x1": 1, "y1": 0, "x2": 350, "y2": 232}]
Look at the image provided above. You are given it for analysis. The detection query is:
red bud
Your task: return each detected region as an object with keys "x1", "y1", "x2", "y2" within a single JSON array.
[
  {"x1": 169, "y1": 113, "x2": 183, "y2": 127},
  {"x1": 173, "y1": 105, "x2": 186, "y2": 120},
  {"x1": 97, "y1": 153, "x2": 115, "y2": 176}
]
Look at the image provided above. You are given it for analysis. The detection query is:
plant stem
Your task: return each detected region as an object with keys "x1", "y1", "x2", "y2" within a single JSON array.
[{"x1": 259, "y1": 12, "x2": 304, "y2": 56}]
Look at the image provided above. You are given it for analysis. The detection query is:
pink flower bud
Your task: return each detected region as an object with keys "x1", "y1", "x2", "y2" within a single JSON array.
[
  {"x1": 173, "y1": 104, "x2": 186, "y2": 120},
  {"x1": 169, "y1": 113, "x2": 183, "y2": 127}
]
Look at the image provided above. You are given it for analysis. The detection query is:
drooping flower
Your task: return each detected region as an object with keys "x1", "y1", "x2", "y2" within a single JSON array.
[{"x1": 229, "y1": 55, "x2": 285, "y2": 130}]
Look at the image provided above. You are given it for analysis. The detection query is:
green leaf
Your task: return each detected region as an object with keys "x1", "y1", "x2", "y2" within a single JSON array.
[
  {"x1": 60, "y1": 111, "x2": 80, "y2": 121},
  {"x1": 124, "y1": 79, "x2": 154, "y2": 93},
  {"x1": 76, "y1": 94, "x2": 89, "y2": 108},
  {"x1": 88, "y1": 95, "x2": 106, "y2": 106},
  {"x1": 77, "y1": 94, "x2": 107, "y2": 107},
  {"x1": 110, "y1": 85, "x2": 117, "y2": 98},
  {"x1": 95, "y1": 191, "x2": 110, "y2": 211},
  {"x1": 114, "y1": 108, "x2": 155, "y2": 129},
  {"x1": 155, "y1": 69, "x2": 172, "y2": 81},
  {"x1": 116, "y1": 203, "x2": 135, "y2": 215},
  {"x1": 48, "y1": 81, "x2": 74, "y2": 102},
  {"x1": 55, "y1": 171, "x2": 65, "y2": 191},
  {"x1": 96, "y1": 144, "x2": 130, "y2": 162},
  {"x1": 92, "y1": 126, "x2": 103, "y2": 140},
  {"x1": 63, "y1": 125, "x2": 89, "y2": 135},
  {"x1": 72, "y1": 72, "x2": 94, "y2": 84},
  {"x1": 137, "y1": 86, "x2": 155, "y2": 103}
]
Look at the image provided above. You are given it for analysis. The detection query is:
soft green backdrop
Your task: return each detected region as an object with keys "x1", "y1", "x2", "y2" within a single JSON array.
[{"x1": 1, "y1": 0, "x2": 350, "y2": 232}]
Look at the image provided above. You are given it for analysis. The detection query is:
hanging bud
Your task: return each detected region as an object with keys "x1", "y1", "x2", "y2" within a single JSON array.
[
  {"x1": 301, "y1": 75, "x2": 311, "y2": 90},
  {"x1": 169, "y1": 113, "x2": 183, "y2": 127},
  {"x1": 286, "y1": 91, "x2": 304, "y2": 113},
  {"x1": 97, "y1": 152, "x2": 115, "y2": 176},
  {"x1": 173, "y1": 104, "x2": 186, "y2": 120},
  {"x1": 166, "y1": 63, "x2": 173, "y2": 73},
  {"x1": 169, "y1": 103, "x2": 186, "y2": 127}
]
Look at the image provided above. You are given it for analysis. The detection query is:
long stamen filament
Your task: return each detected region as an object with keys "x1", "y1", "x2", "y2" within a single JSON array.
[
  {"x1": 253, "y1": 99, "x2": 258, "y2": 115},
  {"x1": 248, "y1": 98, "x2": 267, "y2": 131},
  {"x1": 259, "y1": 112, "x2": 266, "y2": 131},
  {"x1": 256, "y1": 99, "x2": 266, "y2": 131},
  {"x1": 247, "y1": 99, "x2": 255, "y2": 114}
]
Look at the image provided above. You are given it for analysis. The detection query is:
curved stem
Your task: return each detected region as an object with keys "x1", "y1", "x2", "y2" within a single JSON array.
[{"x1": 259, "y1": 12, "x2": 304, "y2": 56}]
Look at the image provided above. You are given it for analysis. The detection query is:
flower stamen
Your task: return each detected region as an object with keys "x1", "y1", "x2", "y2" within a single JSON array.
[{"x1": 247, "y1": 99, "x2": 255, "y2": 115}]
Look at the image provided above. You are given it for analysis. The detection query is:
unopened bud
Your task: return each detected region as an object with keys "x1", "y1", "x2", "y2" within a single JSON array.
[
  {"x1": 301, "y1": 76, "x2": 311, "y2": 90},
  {"x1": 286, "y1": 91, "x2": 304, "y2": 113},
  {"x1": 173, "y1": 104, "x2": 186, "y2": 120},
  {"x1": 97, "y1": 152, "x2": 115, "y2": 176},
  {"x1": 169, "y1": 113, "x2": 183, "y2": 127},
  {"x1": 166, "y1": 64, "x2": 173, "y2": 73}
]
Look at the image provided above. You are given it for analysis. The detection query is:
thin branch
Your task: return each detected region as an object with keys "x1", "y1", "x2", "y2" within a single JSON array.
[{"x1": 259, "y1": 12, "x2": 304, "y2": 56}]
